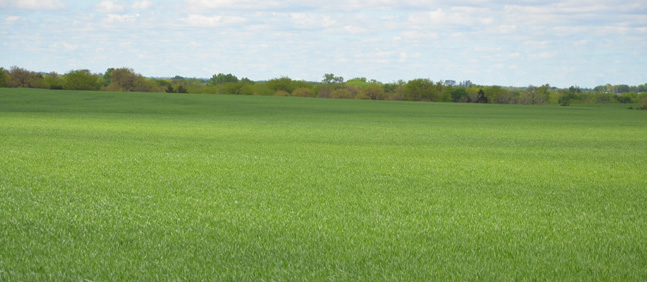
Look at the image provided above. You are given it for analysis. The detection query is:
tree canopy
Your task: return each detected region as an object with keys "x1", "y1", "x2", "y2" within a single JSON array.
[{"x1": 1, "y1": 65, "x2": 646, "y2": 107}]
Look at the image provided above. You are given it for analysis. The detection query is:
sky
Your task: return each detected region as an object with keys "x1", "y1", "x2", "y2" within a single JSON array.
[{"x1": 1, "y1": 0, "x2": 646, "y2": 87}]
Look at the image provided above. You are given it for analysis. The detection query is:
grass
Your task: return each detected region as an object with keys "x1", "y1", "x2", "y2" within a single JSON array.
[{"x1": 1, "y1": 88, "x2": 646, "y2": 280}]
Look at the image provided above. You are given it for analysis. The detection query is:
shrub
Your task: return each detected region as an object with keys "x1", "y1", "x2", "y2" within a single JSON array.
[
  {"x1": 359, "y1": 85, "x2": 386, "y2": 100},
  {"x1": 354, "y1": 91, "x2": 371, "y2": 100},
  {"x1": 273, "y1": 90, "x2": 290, "y2": 96},
  {"x1": 330, "y1": 89, "x2": 353, "y2": 99},
  {"x1": 292, "y1": 87, "x2": 314, "y2": 97}
]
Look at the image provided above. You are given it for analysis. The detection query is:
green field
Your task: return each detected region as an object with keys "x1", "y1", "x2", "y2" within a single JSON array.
[{"x1": 1, "y1": 88, "x2": 646, "y2": 280}]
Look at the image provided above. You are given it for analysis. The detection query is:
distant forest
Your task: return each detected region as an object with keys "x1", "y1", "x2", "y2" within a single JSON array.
[{"x1": 1, "y1": 66, "x2": 646, "y2": 108}]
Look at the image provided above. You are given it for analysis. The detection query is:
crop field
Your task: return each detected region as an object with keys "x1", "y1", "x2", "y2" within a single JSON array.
[{"x1": 1, "y1": 88, "x2": 646, "y2": 280}]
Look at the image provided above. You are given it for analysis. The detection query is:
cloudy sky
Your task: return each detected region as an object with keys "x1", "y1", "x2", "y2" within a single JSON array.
[{"x1": 1, "y1": 0, "x2": 645, "y2": 87}]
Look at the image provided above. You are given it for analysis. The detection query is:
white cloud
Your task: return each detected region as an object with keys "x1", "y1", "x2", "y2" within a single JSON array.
[
  {"x1": 0, "y1": 0, "x2": 64, "y2": 10},
  {"x1": 104, "y1": 14, "x2": 139, "y2": 23},
  {"x1": 132, "y1": 0, "x2": 152, "y2": 10},
  {"x1": 407, "y1": 8, "x2": 494, "y2": 28},
  {"x1": 96, "y1": 1, "x2": 125, "y2": 13},
  {"x1": 5, "y1": 16, "x2": 19, "y2": 24},
  {"x1": 183, "y1": 14, "x2": 247, "y2": 27},
  {"x1": 498, "y1": 25, "x2": 516, "y2": 33},
  {"x1": 289, "y1": 13, "x2": 336, "y2": 29},
  {"x1": 53, "y1": 42, "x2": 79, "y2": 51},
  {"x1": 531, "y1": 51, "x2": 558, "y2": 59},
  {"x1": 184, "y1": 0, "x2": 287, "y2": 11},
  {"x1": 399, "y1": 30, "x2": 439, "y2": 40}
]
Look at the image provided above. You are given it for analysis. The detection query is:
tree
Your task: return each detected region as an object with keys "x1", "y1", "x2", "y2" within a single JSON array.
[
  {"x1": 520, "y1": 84, "x2": 550, "y2": 105},
  {"x1": 346, "y1": 77, "x2": 370, "y2": 89},
  {"x1": 63, "y1": 69, "x2": 102, "y2": 90},
  {"x1": 222, "y1": 82, "x2": 253, "y2": 95},
  {"x1": 450, "y1": 87, "x2": 468, "y2": 102},
  {"x1": 266, "y1": 77, "x2": 297, "y2": 93},
  {"x1": 106, "y1": 68, "x2": 136, "y2": 91},
  {"x1": 106, "y1": 68, "x2": 155, "y2": 92},
  {"x1": 176, "y1": 85, "x2": 188, "y2": 93},
  {"x1": 322, "y1": 73, "x2": 343, "y2": 84},
  {"x1": 43, "y1": 72, "x2": 63, "y2": 89},
  {"x1": 616, "y1": 84, "x2": 630, "y2": 93},
  {"x1": 103, "y1": 68, "x2": 114, "y2": 86},
  {"x1": 404, "y1": 79, "x2": 443, "y2": 101},
  {"x1": 473, "y1": 89, "x2": 487, "y2": 103},
  {"x1": 0, "y1": 67, "x2": 7, "y2": 87},
  {"x1": 358, "y1": 84, "x2": 386, "y2": 100},
  {"x1": 207, "y1": 73, "x2": 238, "y2": 86},
  {"x1": 617, "y1": 92, "x2": 636, "y2": 103},
  {"x1": 7, "y1": 66, "x2": 44, "y2": 88},
  {"x1": 484, "y1": 86, "x2": 515, "y2": 104}
]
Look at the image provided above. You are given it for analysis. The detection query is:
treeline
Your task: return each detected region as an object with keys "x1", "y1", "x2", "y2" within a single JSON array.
[{"x1": 1, "y1": 66, "x2": 646, "y2": 108}]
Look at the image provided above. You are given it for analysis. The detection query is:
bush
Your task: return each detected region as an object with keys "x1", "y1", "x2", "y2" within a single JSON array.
[
  {"x1": 617, "y1": 92, "x2": 636, "y2": 103},
  {"x1": 292, "y1": 87, "x2": 314, "y2": 97},
  {"x1": 273, "y1": 90, "x2": 290, "y2": 96},
  {"x1": 330, "y1": 89, "x2": 353, "y2": 99},
  {"x1": 43, "y1": 72, "x2": 64, "y2": 90},
  {"x1": 359, "y1": 85, "x2": 386, "y2": 100},
  {"x1": 354, "y1": 91, "x2": 371, "y2": 100}
]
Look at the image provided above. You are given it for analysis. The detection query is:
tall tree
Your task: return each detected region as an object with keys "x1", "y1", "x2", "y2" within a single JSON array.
[
  {"x1": 0, "y1": 67, "x2": 7, "y2": 87},
  {"x1": 404, "y1": 79, "x2": 442, "y2": 101},
  {"x1": 322, "y1": 73, "x2": 343, "y2": 84},
  {"x1": 106, "y1": 68, "x2": 155, "y2": 92},
  {"x1": 207, "y1": 73, "x2": 238, "y2": 86},
  {"x1": 7, "y1": 66, "x2": 44, "y2": 88},
  {"x1": 103, "y1": 68, "x2": 114, "y2": 86},
  {"x1": 43, "y1": 72, "x2": 63, "y2": 89},
  {"x1": 62, "y1": 69, "x2": 102, "y2": 90}
]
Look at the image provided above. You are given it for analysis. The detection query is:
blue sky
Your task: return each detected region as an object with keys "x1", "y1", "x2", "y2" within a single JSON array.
[{"x1": 1, "y1": 0, "x2": 646, "y2": 87}]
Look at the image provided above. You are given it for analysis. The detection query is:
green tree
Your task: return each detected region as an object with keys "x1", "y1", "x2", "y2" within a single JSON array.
[
  {"x1": 346, "y1": 77, "x2": 371, "y2": 89},
  {"x1": 43, "y1": 72, "x2": 63, "y2": 89},
  {"x1": 617, "y1": 92, "x2": 636, "y2": 103},
  {"x1": 322, "y1": 73, "x2": 343, "y2": 84},
  {"x1": 222, "y1": 82, "x2": 253, "y2": 95},
  {"x1": 616, "y1": 84, "x2": 630, "y2": 93},
  {"x1": 520, "y1": 84, "x2": 550, "y2": 105},
  {"x1": 0, "y1": 67, "x2": 8, "y2": 87},
  {"x1": 450, "y1": 87, "x2": 468, "y2": 102},
  {"x1": 484, "y1": 86, "x2": 515, "y2": 104},
  {"x1": 63, "y1": 70, "x2": 102, "y2": 90},
  {"x1": 266, "y1": 77, "x2": 297, "y2": 93},
  {"x1": 207, "y1": 73, "x2": 238, "y2": 86},
  {"x1": 103, "y1": 68, "x2": 114, "y2": 86},
  {"x1": 404, "y1": 79, "x2": 443, "y2": 101},
  {"x1": 176, "y1": 85, "x2": 188, "y2": 93}
]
